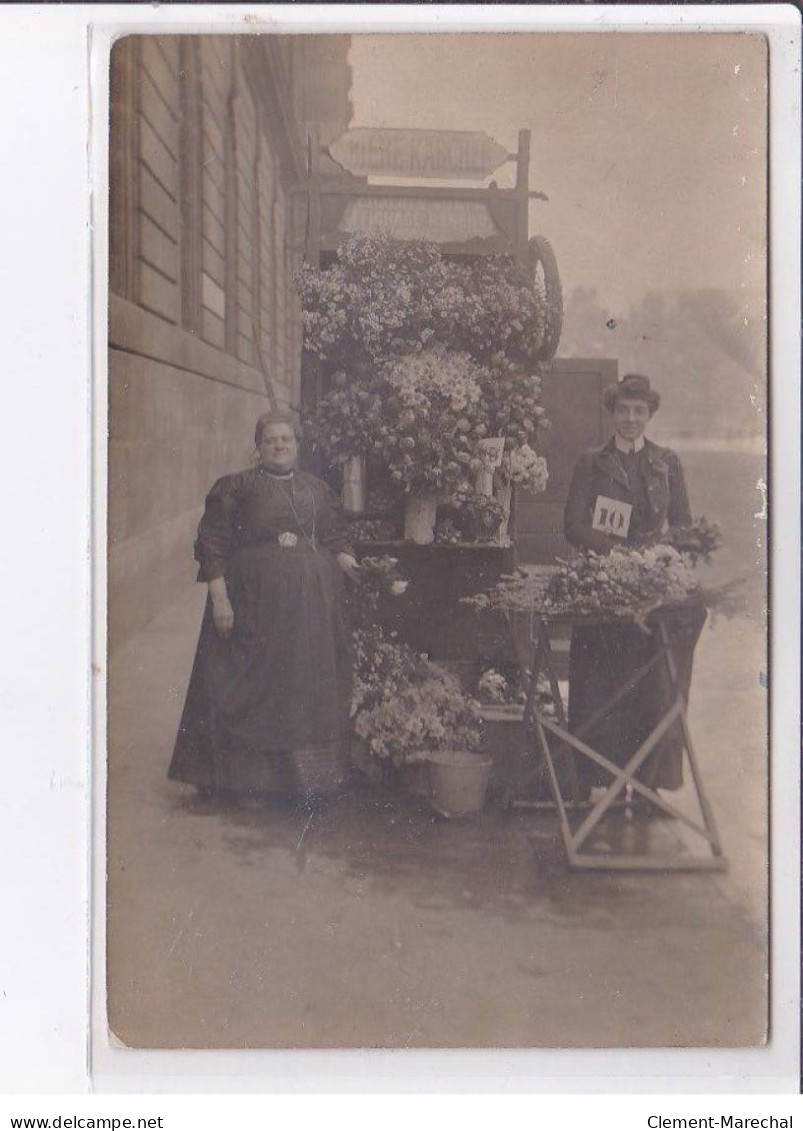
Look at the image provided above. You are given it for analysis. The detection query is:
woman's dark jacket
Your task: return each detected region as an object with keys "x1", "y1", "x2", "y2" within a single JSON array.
[{"x1": 563, "y1": 437, "x2": 692, "y2": 553}]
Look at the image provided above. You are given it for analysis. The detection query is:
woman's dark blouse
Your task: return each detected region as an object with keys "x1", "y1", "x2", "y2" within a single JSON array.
[{"x1": 195, "y1": 467, "x2": 354, "y2": 582}]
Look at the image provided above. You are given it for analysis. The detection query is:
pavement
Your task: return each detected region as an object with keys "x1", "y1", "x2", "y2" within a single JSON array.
[{"x1": 106, "y1": 583, "x2": 767, "y2": 1050}]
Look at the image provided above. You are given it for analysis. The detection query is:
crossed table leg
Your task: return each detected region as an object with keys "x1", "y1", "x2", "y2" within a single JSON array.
[{"x1": 521, "y1": 610, "x2": 727, "y2": 871}]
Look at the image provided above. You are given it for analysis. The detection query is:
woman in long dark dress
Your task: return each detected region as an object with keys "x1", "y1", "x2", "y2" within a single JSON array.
[
  {"x1": 562, "y1": 374, "x2": 706, "y2": 805},
  {"x1": 169, "y1": 412, "x2": 360, "y2": 802}
]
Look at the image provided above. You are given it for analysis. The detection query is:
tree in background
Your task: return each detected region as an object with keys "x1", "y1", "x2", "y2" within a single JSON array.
[{"x1": 559, "y1": 286, "x2": 765, "y2": 441}]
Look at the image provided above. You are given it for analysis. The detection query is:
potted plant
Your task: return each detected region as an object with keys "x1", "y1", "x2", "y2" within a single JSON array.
[{"x1": 351, "y1": 625, "x2": 492, "y2": 817}]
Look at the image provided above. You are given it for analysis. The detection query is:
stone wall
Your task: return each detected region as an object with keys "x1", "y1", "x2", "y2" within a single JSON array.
[{"x1": 108, "y1": 35, "x2": 352, "y2": 650}]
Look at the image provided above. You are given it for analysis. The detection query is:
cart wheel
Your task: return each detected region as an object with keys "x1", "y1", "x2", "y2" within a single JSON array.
[{"x1": 529, "y1": 235, "x2": 563, "y2": 362}]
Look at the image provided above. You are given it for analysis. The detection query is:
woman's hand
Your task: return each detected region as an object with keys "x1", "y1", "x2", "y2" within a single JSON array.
[
  {"x1": 212, "y1": 597, "x2": 235, "y2": 638},
  {"x1": 208, "y1": 577, "x2": 234, "y2": 638},
  {"x1": 335, "y1": 552, "x2": 361, "y2": 582}
]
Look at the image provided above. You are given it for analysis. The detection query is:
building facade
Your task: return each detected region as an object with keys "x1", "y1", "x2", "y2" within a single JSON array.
[{"x1": 108, "y1": 34, "x2": 353, "y2": 648}]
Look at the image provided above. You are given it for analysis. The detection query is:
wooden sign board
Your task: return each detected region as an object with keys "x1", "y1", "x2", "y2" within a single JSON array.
[
  {"x1": 338, "y1": 196, "x2": 501, "y2": 244},
  {"x1": 329, "y1": 128, "x2": 509, "y2": 180}
]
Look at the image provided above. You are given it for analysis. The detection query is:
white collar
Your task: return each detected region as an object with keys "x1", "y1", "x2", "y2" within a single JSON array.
[
  {"x1": 261, "y1": 467, "x2": 295, "y2": 480},
  {"x1": 614, "y1": 435, "x2": 645, "y2": 454}
]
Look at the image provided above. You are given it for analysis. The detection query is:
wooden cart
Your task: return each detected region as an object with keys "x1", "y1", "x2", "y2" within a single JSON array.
[{"x1": 513, "y1": 604, "x2": 727, "y2": 872}]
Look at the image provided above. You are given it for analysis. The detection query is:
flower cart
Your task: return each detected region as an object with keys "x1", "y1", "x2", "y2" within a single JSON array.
[
  {"x1": 518, "y1": 603, "x2": 726, "y2": 871},
  {"x1": 463, "y1": 533, "x2": 735, "y2": 870},
  {"x1": 298, "y1": 234, "x2": 552, "y2": 683},
  {"x1": 296, "y1": 138, "x2": 561, "y2": 790}
]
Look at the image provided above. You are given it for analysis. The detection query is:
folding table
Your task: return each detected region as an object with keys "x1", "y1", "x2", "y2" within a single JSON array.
[{"x1": 512, "y1": 603, "x2": 727, "y2": 871}]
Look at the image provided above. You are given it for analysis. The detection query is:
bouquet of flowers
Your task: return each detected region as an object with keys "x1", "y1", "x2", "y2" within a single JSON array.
[
  {"x1": 543, "y1": 545, "x2": 700, "y2": 619},
  {"x1": 309, "y1": 346, "x2": 495, "y2": 493},
  {"x1": 476, "y1": 667, "x2": 526, "y2": 706},
  {"x1": 662, "y1": 517, "x2": 723, "y2": 564},
  {"x1": 297, "y1": 234, "x2": 549, "y2": 370},
  {"x1": 349, "y1": 555, "x2": 409, "y2": 628},
  {"x1": 436, "y1": 484, "x2": 506, "y2": 543},
  {"x1": 464, "y1": 543, "x2": 716, "y2": 627},
  {"x1": 352, "y1": 625, "x2": 483, "y2": 765},
  {"x1": 347, "y1": 516, "x2": 401, "y2": 544},
  {"x1": 502, "y1": 442, "x2": 549, "y2": 495},
  {"x1": 308, "y1": 345, "x2": 550, "y2": 498}
]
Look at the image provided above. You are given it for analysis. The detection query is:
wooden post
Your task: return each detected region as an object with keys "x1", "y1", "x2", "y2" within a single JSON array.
[
  {"x1": 300, "y1": 124, "x2": 324, "y2": 466},
  {"x1": 514, "y1": 128, "x2": 531, "y2": 267},
  {"x1": 305, "y1": 123, "x2": 322, "y2": 268}
]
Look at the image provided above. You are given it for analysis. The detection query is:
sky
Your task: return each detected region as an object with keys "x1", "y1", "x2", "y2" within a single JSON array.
[{"x1": 348, "y1": 33, "x2": 767, "y2": 325}]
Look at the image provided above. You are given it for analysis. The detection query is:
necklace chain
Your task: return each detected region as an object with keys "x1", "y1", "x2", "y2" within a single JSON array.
[{"x1": 276, "y1": 475, "x2": 317, "y2": 550}]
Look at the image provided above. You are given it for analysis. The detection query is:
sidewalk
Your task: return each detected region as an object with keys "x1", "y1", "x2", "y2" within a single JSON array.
[{"x1": 106, "y1": 586, "x2": 767, "y2": 1049}]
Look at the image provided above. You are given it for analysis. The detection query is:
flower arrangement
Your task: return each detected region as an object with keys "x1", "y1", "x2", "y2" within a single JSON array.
[
  {"x1": 477, "y1": 668, "x2": 510, "y2": 703},
  {"x1": 349, "y1": 555, "x2": 409, "y2": 628},
  {"x1": 308, "y1": 344, "x2": 549, "y2": 498},
  {"x1": 502, "y1": 443, "x2": 549, "y2": 495},
  {"x1": 543, "y1": 545, "x2": 699, "y2": 619},
  {"x1": 299, "y1": 233, "x2": 550, "y2": 538},
  {"x1": 436, "y1": 485, "x2": 506, "y2": 543},
  {"x1": 463, "y1": 531, "x2": 736, "y2": 626},
  {"x1": 347, "y1": 516, "x2": 401, "y2": 543},
  {"x1": 348, "y1": 558, "x2": 483, "y2": 765},
  {"x1": 352, "y1": 625, "x2": 483, "y2": 765},
  {"x1": 476, "y1": 667, "x2": 526, "y2": 706},
  {"x1": 661, "y1": 517, "x2": 723, "y2": 564},
  {"x1": 309, "y1": 346, "x2": 495, "y2": 493},
  {"x1": 297, "y1": 234, "x2": 548, "y2": 370}
]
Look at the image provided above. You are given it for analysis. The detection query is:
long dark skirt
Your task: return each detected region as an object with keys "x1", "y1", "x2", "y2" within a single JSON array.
[
  {"x1": 568, "y1": 606, "x2": 706, "y2": 793},
  {"x1": 169, "y1": 542, "x2": 353, "y2": 797}
]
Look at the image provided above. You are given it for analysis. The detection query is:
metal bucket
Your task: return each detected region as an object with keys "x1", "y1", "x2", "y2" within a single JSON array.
[{"x1": 428, "y1": 750, "x2": 493, "y2": 818}]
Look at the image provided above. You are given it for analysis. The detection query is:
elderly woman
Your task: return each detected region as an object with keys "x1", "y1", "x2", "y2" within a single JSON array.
[
  {"x1": 169, "y1": 411, "x2": 360, "y2": 803},
  {"x1": 563, "y1": 374, "x2": 705, "y2": 807}
]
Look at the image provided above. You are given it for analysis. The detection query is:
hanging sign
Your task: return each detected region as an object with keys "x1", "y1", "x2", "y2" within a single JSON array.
[
  {"x1": 329, "y1": 128, "x2": 509, "y2": 180},
  {"x1": 338, "y1": 197, "x2": 500, "y2": 244}
]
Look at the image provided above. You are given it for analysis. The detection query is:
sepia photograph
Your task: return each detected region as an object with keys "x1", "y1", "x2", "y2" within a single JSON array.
[{"x1": 106, "y1": 30, "x2": 768, "y2": 1051}]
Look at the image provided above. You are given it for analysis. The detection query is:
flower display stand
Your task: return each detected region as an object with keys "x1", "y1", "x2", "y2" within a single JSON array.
[
  {"x1": 516, "y1": 605, "x2": 727, "y2": 872},
  {"x1": 353, "y1": 540, "x2": 517, "y2": 678}
]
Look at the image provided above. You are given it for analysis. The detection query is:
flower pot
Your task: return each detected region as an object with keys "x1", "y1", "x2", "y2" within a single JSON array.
[
  {"x1": 428, "y1": 750, "x2": 493, "y2": 819},
  {"x1": 404, "y1": 492, "x2": 438, "y2": 544},
  {"x1": 343, "y1": 455, "x2": 366, "y2": 514}
]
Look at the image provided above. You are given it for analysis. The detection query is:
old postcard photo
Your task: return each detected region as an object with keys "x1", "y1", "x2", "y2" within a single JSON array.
[{"x1": 106, "y1": 29, "x2": 768, "y2": 1051}]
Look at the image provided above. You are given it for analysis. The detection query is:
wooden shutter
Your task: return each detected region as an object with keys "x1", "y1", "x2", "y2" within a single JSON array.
[{"x1": 514, "y1": 358, "x2": 617, "y2": 564}]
